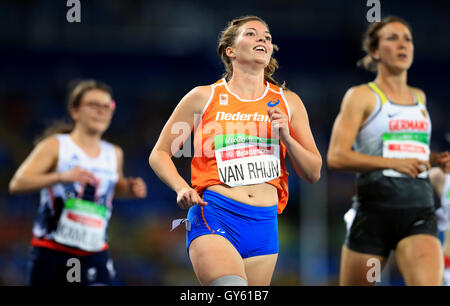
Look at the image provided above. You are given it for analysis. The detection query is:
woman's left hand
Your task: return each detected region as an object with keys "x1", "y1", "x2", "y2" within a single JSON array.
[
  {"x1": 438, "y1": 151, "x2": 450, "y2": 173},
  {"x1": 128, "y1": 177, "x2": 147, "y2": 198},
  {"x1": 268, "y1": 107, "x2": 290, "y2": 142}
]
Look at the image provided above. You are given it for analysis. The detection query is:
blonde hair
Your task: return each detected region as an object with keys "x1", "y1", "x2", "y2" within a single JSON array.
[
  {"x1": 217, "y1": 15, "x2": 286, "y2": 89},
  {"x1": 357, "y1": 16, "x2": 412, "y2": 73}
]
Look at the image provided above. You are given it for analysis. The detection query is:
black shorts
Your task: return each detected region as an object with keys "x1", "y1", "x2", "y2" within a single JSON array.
[
  {"x1": 344, "y1": 205, "x2": 438, "y2": 257},
  {"x1": 27, "y1": 246, "x2": 117, "y2": 286}
]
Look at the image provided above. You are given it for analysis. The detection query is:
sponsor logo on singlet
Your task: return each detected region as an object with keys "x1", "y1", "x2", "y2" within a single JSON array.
[{"x1": 215, "y1": 111, "x2": 270, "y2": 122}]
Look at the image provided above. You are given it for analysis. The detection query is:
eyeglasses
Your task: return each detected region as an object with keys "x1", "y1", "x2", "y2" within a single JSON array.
[{"x1": 81, "y1": 100, "x2": 116, "y2": 112}]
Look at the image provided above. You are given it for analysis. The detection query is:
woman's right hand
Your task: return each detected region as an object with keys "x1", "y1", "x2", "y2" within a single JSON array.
[
  {"x1": 176, "y1": 187, "x2": 208, "y2": 209},
  {"x1": 59, "y1": 166, "x2": 98, "y2": 185},
  {"x1": 390, "y1": 158, "x2": 430, "y2": 178}
]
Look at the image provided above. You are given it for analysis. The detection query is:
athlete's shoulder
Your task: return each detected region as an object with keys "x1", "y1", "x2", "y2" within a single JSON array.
[
  {"x1": 282, "y1": 88, "x2": 306, "y2": 108},
  {"x1": 282, "y1": 88, "x2": 300, "y2": 99},
  {"x1": 179, "y1": 85, "x2": 216, "y2": 115},
  {"x1": 348, "y1": 83, "x2": 376, "y2": 97},
  {"x1": 189, "y1": 85, "x2": 214, "y2": 100},
  {"x1": 409, "y1": 86, "x2": 427, "y2": 104},
  {"x1": 38, "y1": 134, "x2": 60, "y2": 151},
  {"x1": 339, "y1": 83, "x2": 377, "y2": 115},
  {"x1": 31, "y1": 134, "x2": 60, "y2": 161},
  {"x1": 112, "y1": 144, "x2": 123, "y2": 161},
  {"x1": 343, "y1": 83, "x2": 377, "y2": 103}
]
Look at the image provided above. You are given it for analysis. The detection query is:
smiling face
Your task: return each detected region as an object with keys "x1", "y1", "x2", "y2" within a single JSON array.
[
  {"x1": 226, "y1": 20, "x2": 274, "y2": 68},
  {"x1": 70, "y1": 89, "x2": 115, "y2": 135},
  {"x1": 372, "y1": 21, "x2": 414, "y2": 72}
]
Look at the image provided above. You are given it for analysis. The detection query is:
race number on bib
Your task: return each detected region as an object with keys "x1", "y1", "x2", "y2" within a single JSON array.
[
  {"x1": 214, "y1": 134, "x2": 281, "y2": 187},
  {"x1": 54, "y1": 198, "x2": 107, "y2": 252},
  {"x1": 382, "y1": 132, "x2": 430, "y2": 178}
]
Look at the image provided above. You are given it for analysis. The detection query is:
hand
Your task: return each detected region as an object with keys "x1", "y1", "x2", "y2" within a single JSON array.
[
  {"x1": 128, "y1": 177, "x2": 147, "y2": 198},
  {"x1": 267, "y1": 107, "x2": 290, "y2": 142},
  {"x1": 437, "y1": 151, "x2": 450, "y2": 173},
  {"x1": 176, "y1": 187, "x2": 207, "y2": 210},
  {"x1": 391, "y1": 158, "x2": 430, "y2": 178},
  {"x1": 59, "y1": 166, "x2": 97, "y2": 185}
]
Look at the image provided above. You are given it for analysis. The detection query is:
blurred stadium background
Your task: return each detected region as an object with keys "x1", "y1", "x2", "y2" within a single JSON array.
[{"x1": 0, "y1": 0, "x2": 448, "y2": 285}]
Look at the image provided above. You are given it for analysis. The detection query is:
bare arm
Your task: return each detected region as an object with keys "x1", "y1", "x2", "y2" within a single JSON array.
[
  {"x1": 429, "y1": 167, "x2": 446, "y2": 198},
  {"x1": 327, "y1": 85, "x2": 429, "y2": 177},
  {"x1": 9, "y1": 136, "x2": 96, "y2": 194},
  {"x1": 270, "y1": 90, "x2": 322, "y2": 183},
  {"x1": 114, "y1": 145, "x2": 147, "y2": 199},
  {"x1": 149, "y1": 86, "x2": 210, "y2": 209}
]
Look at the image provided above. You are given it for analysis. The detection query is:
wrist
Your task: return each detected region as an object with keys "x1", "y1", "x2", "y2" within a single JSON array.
[
  {"x1": 384, "y1": 157, "x2": 395, "y2": 170},
  {"x1": 282, "y1": 134, "x2": 295, "y2": 148},
  {"x1": 429, "y1": 152, "x2": 439, "y2": 167},
  {"x1": 174, "y1": 184, "x2": 190, "y2": 194}
]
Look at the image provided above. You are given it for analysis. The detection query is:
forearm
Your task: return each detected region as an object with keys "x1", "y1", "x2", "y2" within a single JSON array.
[
  {"x1": 284, "y1": 136, "x2": 322, "y2": 183},
  {"x1": 9, "y1": 172, "x2": 60, "y2": 194},
  {"x1": 114, "y1": 178, "x2": 133, "y2": 199},
  {"x1": 327, "y1": 148, "x2": 393, "y2": 173},
  {"x1": 149, "y1": 150, "x2": 191, "y2": 193},
  {"x1": 430, "y1": 151, "x2": 439, "y2": 167}
]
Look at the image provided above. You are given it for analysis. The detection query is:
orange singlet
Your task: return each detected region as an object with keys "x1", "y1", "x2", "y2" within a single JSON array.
[{"x1": 191, "y1": 78, "x2": 291, "y2": 214}]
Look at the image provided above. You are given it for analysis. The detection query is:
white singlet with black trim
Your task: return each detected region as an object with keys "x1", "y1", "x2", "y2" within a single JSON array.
[
  {"x1": 354, "y1": 82, "x2": 432, "y2": 178},
  {"x1": 352, "y1": 82, "x2": 434, "y2": 209},
  {"x1": 33, "y1": 134, "x2": 118, "y2": 252}
]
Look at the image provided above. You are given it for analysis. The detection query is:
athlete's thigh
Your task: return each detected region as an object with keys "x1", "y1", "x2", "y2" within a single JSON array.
[
  {"x1": 189, "y1": 234, "x2": 246, "y2": 286},
  {"x1": 395, "y1": 234, "x2": 443, "y2": 285},
  {"x1": 243, "y1": 254, "x2": 278, "y2": 286},
  {"x1": 340, "y1": 245, "x2": 388, "y2": 286}
]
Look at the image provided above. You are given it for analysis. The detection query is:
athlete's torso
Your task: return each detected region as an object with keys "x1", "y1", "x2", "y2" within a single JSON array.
[
  {"x1": 32, "y1": 134, "x2": 119, "y2": 254},
  {"x1": 353, "y1": 82, "x2": 433, "y2": 209},
  {"x1": 191, "y1": 78, "x2": 291, "y2": 213}
]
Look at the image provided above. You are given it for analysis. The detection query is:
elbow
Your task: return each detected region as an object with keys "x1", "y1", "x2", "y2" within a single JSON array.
[
  {"x1": 306, "y1": 171, "x2": 321, "y2": 184},
  {"x1": 149, "y1": 148, "x2": 167, "y2": 170},
  {"x1": 327, "y1": 150, "x2": 344, "y2": 171},
  {"x1": 302, "y1": 156, "x2": 322, "y2": 184},
  {"x1": 308, "y1": 159, "x2": 322, "y2": 184},
  {"x1": 148, "y1": 147, "x2": 159, "y2": 169},
  {"x1": 148, "y1": 150, "x2": 155, "y2": 168},
  {"x1": 9, "y1": 178, "x2": 20, "y2": 194}
]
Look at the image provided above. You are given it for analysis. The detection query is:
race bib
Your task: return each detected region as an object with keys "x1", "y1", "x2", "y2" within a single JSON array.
[
  {"x1": 54, "y1": 198, "x2": 107, "y2": 252},
  {"x1": 382, "y1": 132, "x2": 429, "y2": 178},
  {"x1": 214, "y1": 134, "x2": 281, "y2": 187}
]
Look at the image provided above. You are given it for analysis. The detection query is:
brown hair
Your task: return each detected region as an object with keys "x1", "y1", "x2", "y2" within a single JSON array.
[
  {"x1": 34, "y1": 79, "x2": 113, "y2": 145},
  {"x1": 357, "y1": 16, "x2": 412, "y2": 73},
  {"x1": 217, "y1": 15, "x2": 286, "y2": 89}
]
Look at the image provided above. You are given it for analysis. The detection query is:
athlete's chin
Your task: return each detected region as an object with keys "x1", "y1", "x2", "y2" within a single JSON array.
[
  {"x1": 252, "y1": 58, "x2": 269, "y2": 67},
  {"x1": 88, "y1": 122, "x2": 109, "y2": 135},
  {"x1": 386, "y1": 62, "x2": 412, "y2": 74}
]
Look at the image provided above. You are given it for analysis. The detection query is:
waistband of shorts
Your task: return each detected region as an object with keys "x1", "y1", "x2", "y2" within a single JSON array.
[{"x1": 202, "y1": 189, "x2": 277, "y2": 219}]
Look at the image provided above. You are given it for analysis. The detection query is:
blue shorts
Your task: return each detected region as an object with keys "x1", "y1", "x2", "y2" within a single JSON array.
[{"x1": 186, "y1": 189, "x2": 279, "y2": 259}]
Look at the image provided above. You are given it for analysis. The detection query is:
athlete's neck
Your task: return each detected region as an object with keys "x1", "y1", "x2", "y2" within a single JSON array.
[
  {"x1": 70, "y1": 127, "x2": 102, "y2": 158},
  {"x1": 375, "y1": 64, "x2": 409, "y2": 95},
  {"x1": 227, "y1": 67, "x2": 266, "y2": 100}
]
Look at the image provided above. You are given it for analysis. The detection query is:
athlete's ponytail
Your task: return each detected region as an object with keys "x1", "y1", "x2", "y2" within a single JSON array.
[
  {"x1": 34, "y1": 79, "x2": 113, "y2": 145},
  {"x1": 357, "y1": 16, "x2": 412, "y2": 73},
  {"x1": 217, "y1": 15, "x2": 286, "y2": 89}
]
